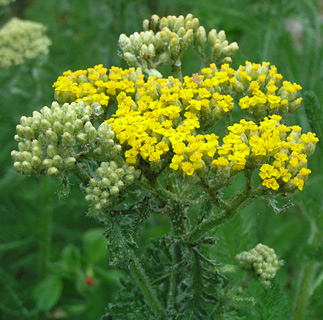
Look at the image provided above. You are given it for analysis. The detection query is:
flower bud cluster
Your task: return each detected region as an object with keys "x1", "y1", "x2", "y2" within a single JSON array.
[
  {"x1": 233, "y1": 61, "x2": 303, "y2": 118},
  {"x1": 119, "y1": 14, "x2": 238, "y2": 76},
  {"x1": 12, "y1": 101, "x2": 121, "y2": 176},
  {"x1": 0, "y1": 18, "x2": 51, "y2": 68},
  {"x1": 236, "y1": 243, "x2": 284, "y2": 286},
  {"x1": 85, "y1": 161, "x2": 140, "y2": 212}
]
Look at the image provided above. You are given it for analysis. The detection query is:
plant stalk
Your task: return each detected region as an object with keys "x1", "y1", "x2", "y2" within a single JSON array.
[
  {"x1": 128, "y1": 250, "x2": 168, "y2": 319},
  {"x1": 40, "y1": 175, "x2": 52, "y2": 279}
]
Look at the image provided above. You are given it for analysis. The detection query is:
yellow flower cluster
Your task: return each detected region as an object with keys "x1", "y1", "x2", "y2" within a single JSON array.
[
  {"x1": 53, "y1": 64, "x2": 140, "y2": 106},
  {"x1": 234, "y1": 61, "x2": 303, "y2": 116},
  {"x1": 52, "y1": 63, "x2": 316, "y2": 191}
]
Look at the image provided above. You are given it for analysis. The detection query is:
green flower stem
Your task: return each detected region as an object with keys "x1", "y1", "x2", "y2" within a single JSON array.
[
  {"x1": 168, "y1": 206, "x2": 186, "y2": 310},
  {"x1": 187, "y1": 191, "x2": 259, "y2": 243},
  {"x1": 292, "y1": 262, "x2": 317, "y2": 320},
  {"x1": 128, "y1": 250, "x2": 168, "y2": 319},
  {"x1": 292, "y1": 217, "x2": 320, "y2": 320},
  {"x1": 40, "y1": 175, "x2": 52, "y2": 279},
  {"x1": 172, "y1": 60, "x2": 183, "y2": 82}
]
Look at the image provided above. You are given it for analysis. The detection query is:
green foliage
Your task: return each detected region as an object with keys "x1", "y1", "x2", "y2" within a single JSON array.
[{"x1": 1, "y1": 0, "x2": 323, "y2": 319}]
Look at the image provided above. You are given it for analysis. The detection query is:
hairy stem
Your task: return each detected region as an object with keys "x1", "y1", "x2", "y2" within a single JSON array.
[
  {"x1": 168, "y1": 206, "x2": 186, "y2": 311},
  {"x1": 172, "y1": 60, "x2": 183, "y2": 82},
  {"x1": 128, "y1": 250, "x2": 168, "y2": 319},
  {"x1": 187, "y1": 192, "x2": 257, "y2": 243}
]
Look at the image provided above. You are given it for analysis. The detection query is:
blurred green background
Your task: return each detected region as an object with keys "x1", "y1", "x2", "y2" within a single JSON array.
[{"x1": 1, "y1": 0, "x2": 323, "y2": 319}]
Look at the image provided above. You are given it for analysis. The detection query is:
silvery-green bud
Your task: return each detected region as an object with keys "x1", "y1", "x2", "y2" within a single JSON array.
[
  {"x1": 109, "y1": 161, "x2": 118, "y2": 171},
  {"x1": 92, "y1": 187, "x2": 101, "y2": 196},
  {"x1": 208, "y1": 29, "x2": 217, "y2": 46},
  {"x1": 87, "y1": 127, "x2": 97, "y2": 141},
  {"x1": 64, "y1": 157, "x2": 76, "y2": 169},
  {"x1": 196, "y1": 26, "x2": 207, "y2": 47},
  {"x1": 62, "y1": 132, "x2": 73, "y2": 146},
  {"x1": 182, "y1": 29, "x2": 194, "y2": 50},
  {"x1": 116, "y1": 180, "x2": 125, "y2": 189},
  {"x1": 191, "y1": 18, "x2": 199, "y2": 31},
  {"x1": 76, "y1": 133, "x2": 88, "y2": 144},
  {"x1": 52, "y1": 121, "x2": 63, "y2": 135},
  {"x1": 47, "y1": 145, "x2": 57, "y2": 158},
  {"x1": 32, "y1": 146, "x2": 43, "y2": 158},
  {"x1": 174, "y1": 16, "x2": 185, "y2": 32},
  {"x1": 32, "y1": 156, "x2": 42, "y2": 168},
  {"x1": 141, "y1": 30, "x2": 154, "y2": 44},
  {"x1": 147, "y1": 44, "x2": 156, "y2": 58},
  {"x1": 131, "y1": 32, "x2": 142, "y2": 51},
  {"x1": 100, "y1": 178, "x2": 111, "y2": 188},
  {"x1": 18, "y1": 142, "x2": 26, "y2": 151},
  {"x1": 22, "y1": 151, "x2": 32, "y2": 163},
  {"x1": 101, "y1": 191, "x2": 109, "y2": 198},
  {"x1": 124, "y1": 52, "x2": 137, "y2": 66},
  {"x1": 14, "y1": 161, "x2": 23, "y2": 173},
  {"x1": 100, "y1": 198, "x2": 109, "y2": 207},
  {"x1": 109, "y1": 173, "x2": 119, "y2": 184},
  {"x1": 119, "y1": 34, "x2": 130, "y2": 51},
  {"x1": 89, "y1": 178, "x2": 97, "y2": 187},
  {"x1": 64, "y1": 122, "x2": 74, "y2": 135},
  {"x1": 22, "y1": 161, "x2": 33, "y2": 174},
  {"x1": 74, "y1": 119, "x2": 83, "y2": 133},
  {"x1": 140, "y1": 44, "x2": 149, "y2": 60},
  {"x1": 177, "y1": 27, "x2": 186, "y2": 38},
  {"x1": 31, "y1": 120, "x2": 40, "y2": 135},
  {"x1": 143, "y1": 19, "x2": 149, "y2": 31},
  {"x1": 46, "y1": 129, "x2": 58, "y2": 144},
  {"x1": 169, "y1": 36, "x2": 181, "y2": 57},
  {"x1": 48, "y1": 167, "x2": 59, "y2": 176},
  {"x1": 115, "y1": 168, "x2": 125, "y2": 177},
  {"x1": 218, "y1": 30, "x2": 226, "y2": 42},
  {"x1": 41, "y1": 119, "x2": 51, "y2": 131},
  {"x1": 52, "y1": 155, "x2": 63, "y2": 168},
  {"x1": 110, "y1": 186, "x2": 119, "y2": 195},
  {"x1": 149, "y1": 14, "x2": 160, "y2": 32},
  {"x1": 124, "y1": 175, "x2": 134, "y2": 184},
  {"x1": 185, "y1": 13, "x2": 194, "y2": 23},
  {"x1": 16, "y1": 124, "x2": 25, "y2": 137}
]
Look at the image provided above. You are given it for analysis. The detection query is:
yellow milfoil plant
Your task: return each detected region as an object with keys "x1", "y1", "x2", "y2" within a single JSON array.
[{"x1": 12, "y1": 14, "x2": 319, "y2": 319}]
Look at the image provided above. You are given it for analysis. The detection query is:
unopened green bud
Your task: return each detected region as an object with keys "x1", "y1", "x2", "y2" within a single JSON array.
[
  {"x1": 64, "y1": 157, "x2": 76, "y2": 169},
  {"x1": 76, "y1": 133, "x2": 88, "y2": 144},
  {"x1": 18, "y1": 142, "x2": 26, "y2": 151},
  {"x1": 32, "y1": 156, "x2": 41, "y2": 168},
  {"x1": 116, "y1": 180, "x2": 125, "y2": 189},
  {"x1": 149, "y1": 14, "x2": 160, "y2": 32},
  {"x1": 196, "y1": 26, "x2": 207, "y2": 47},
  {"x1": 147, "y1": 43, "x2": 156, "y2": 58},
  {"x1": 48, "y1": 167, "x2": 59, "y2": 176},
  {"x1": 140, "y1": 44, "x2": 148, "y2": 60},
  {"x1": 22, "y1": 161, "x2": 33, "y2": 174},
  {"x1": 32, "y1": 146, "x2": 43, "y2": 158},
  {"x1": 92, "y1": 187, "x2": 101, "y2": 196},
  {"x1": 52, "y1": 121, "x2": 63, "y2": 135},
  {"x1": 143, "y1": 19, "x2": 150, "y2": 31},
  {"x1": 191, "y1": 18, "x2": 199, "y2": 31},
  {"x1": 124, "y1": 52, "x2": 137, "y2": 66},
  {"x1": 169, "y1": 36, "x2": 181, "y2": 57},
  {"x1": 115, "y1": 168, "x2": 125, "y2": 177},
  {"x1": 110, "y1": 186, "x2": 119, "y2": 195},
  {"x1": 40, "y1": 119, "x2": 51, "y2": 131},
  {"x1": 174, "y1": 15, "x2": 185, "y2": 32},
  {"x1": 124, "y1": 174, "x2": 135, "y2": 184},
  {"x1": 109, "y1": 173, "x2": 119, "y2": 184},
  {"x1": 182, "y1": 29, "x2": 194, "y2": 50},
  {"x1": 208, "y1": 29, "x2": 217, "y2": 46},
  {"x1": 64, "y1": 122, "x2": 74, "y2": 135},
  {"x1": 74, "y1": 119, "x2": 83, "y2": 133},
  {"x1": 87, "y1": 127, "x2": 97, "y2": 141},
  {"x1": 52, "y1": 155, "x2": 63, "y2": 168},
  {"x1": 89, "y1": 178, "x2": 97, "y2": 187},
  {"x1": 14, "y1": 161, "x2": 23, "y2": 173},
  {"x1": 100, "y1": 178, "x2": 111, "y2": 188},
  {"x1": 109, "y1": 161, "x2": 118, "y2": 171},
  {"x1": 16, "y1": 124, "x2": 25, "y2": 137},
  {"x1": 46, "y1": 129, "x2": 58, "y2": 144},
  {"x1": 47, "y1": 145, "x2": 57, "y2": 158},
  {"x1": 22, "y1": 151, "x2": 33, "y2": 163},
  {"x1": 100, "y1": 198, "x2": 109, "y2": 207},
  {"x1": 62, "y1": 132, "x2": 73, "y2": 146},
  {"x1": 218, "y1": 30, "x2": 226, "y2": 42}
]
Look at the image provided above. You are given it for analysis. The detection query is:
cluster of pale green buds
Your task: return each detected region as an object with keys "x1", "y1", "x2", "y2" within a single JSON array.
[
  {"x1": 11, "y1": 101, "x2": 121, "y2": 176},
  {"x1": 236, "y1": 243, "x2": 284, "y2": 286},
  {"x1": 85, "y1": 161, "x2": 140, "y2": 212},
  {"x1": 119, "y1": 14, "x2": 238, "y2": 77}
]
